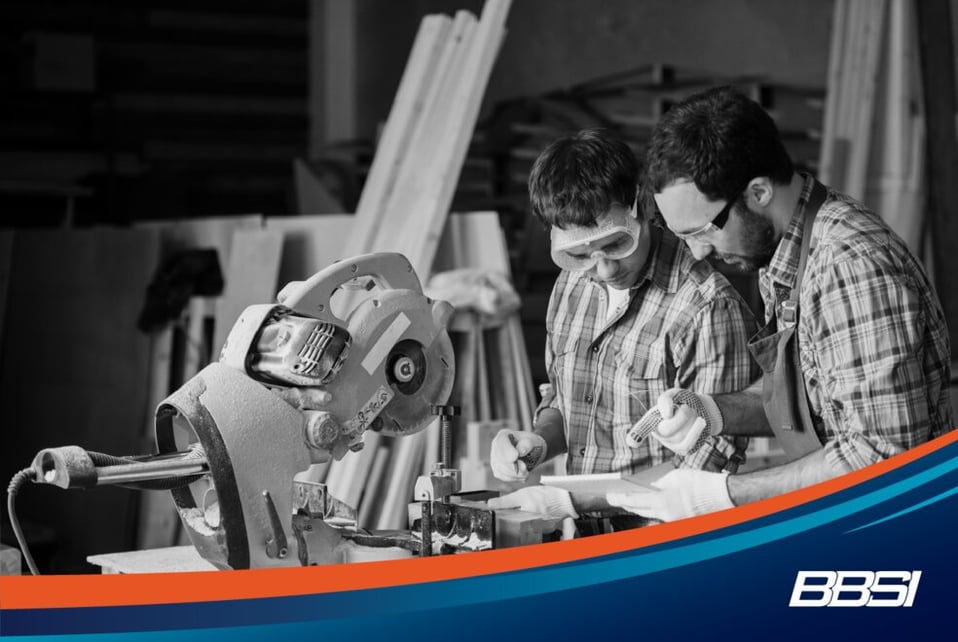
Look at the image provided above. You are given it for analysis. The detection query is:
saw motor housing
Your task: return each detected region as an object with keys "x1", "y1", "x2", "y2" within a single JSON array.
[{"x1": 155, "y1": 252, "x2": 456, "y2": 569}]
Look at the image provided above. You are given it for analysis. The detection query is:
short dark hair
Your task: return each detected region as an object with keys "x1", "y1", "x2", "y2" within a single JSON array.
[
  {"x1": 645, "y1": 86, "x2": 794, "y2": 201},
  {"x1": 528, "y1": 129, "x2": 639, "y2": 229}
]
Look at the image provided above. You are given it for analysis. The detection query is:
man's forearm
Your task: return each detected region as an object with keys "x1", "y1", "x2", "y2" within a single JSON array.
[
  {"x1": 533, "y1": 408, "x2": 567, "y2": 460},
  {"x1": 727, "y1": 448, "x2": 846, "y2": 504},
  {"x1": 713, "y1": 382, "x2": 773, "y2": 437}
]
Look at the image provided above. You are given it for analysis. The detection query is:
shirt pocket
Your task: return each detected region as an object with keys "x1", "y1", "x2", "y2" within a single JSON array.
[
  {"x1": 551, "y1": 336, "x2": 583, "y2": 404},
  {"x1": 615, "y1": 347, "x2": 666, "y2": 428}
]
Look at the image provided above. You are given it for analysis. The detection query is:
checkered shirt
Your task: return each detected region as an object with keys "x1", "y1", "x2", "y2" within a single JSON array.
[
  {"x1": 537, "y1": 226, "x2": 761, "y2": 475},
  {"x1": 759, "y1": 173, "x2": 954, "y2": 473}
]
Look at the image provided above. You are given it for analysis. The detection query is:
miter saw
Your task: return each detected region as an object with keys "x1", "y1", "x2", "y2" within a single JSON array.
[{"x1": 9, "y1": 252, "x2": 562, "y2": 572}]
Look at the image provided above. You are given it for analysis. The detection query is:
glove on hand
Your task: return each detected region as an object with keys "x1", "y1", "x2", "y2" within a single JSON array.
[
  {"x1": 606, "y1": 469, "x2": 733, "y2": 522},
  {"x1": 487, "y1": 486, "x2": 578, "y2": 520},
  {"x1": 490, "y1": 429, "x2": 547, "y2": 481},
  {"x1": 626, "y1": 388, "x2": 723, "y2": 456}
]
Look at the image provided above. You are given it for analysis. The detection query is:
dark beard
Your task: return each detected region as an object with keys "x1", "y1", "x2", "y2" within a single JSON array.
[{"x1": 713, "y1": 200, "x2": 778, "y2": 272}]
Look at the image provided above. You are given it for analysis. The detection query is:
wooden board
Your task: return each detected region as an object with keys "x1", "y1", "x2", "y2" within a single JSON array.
[
  {"x1": 347, "y1": 14, "x2": 453, "y2": 257},
  {"x1": 87, "y1": 546, "x2": 216, "y2": 574},
  {"x1": 211, "y1": 228, "x2": 284, "y2": 357}
]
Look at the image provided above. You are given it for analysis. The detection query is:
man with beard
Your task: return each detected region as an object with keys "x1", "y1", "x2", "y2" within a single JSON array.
[
  {"x1": 485, "y1": 128, "x2": 760, "y2": 531},
  {"x1": 606, "y1": 86, "x2": 953, "y2": 522}
]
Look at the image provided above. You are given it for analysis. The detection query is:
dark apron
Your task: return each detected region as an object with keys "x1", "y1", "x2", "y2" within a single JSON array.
[{"x1": 747, "y1": 180, "x2": 828, "y2": 460}]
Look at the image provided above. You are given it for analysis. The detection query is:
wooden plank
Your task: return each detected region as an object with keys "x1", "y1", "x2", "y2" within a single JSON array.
[
  {"x1": 475, "y1": 323, "x2": 492, "y2": 421},
  {"x1": 358, "y1": 445, "x2": 390, "y2": 528},
  {"x1": 845, "y1": 0, "x2": 888, "y2": 200},
  {"x1": 916, "y1": 0, "x2": 958, "y2": 349},
  {"x1": 508, "y1": 315, "x2": 536, "y2": 432},
  {"x1": 871, "y1": 0, "x2": 925, "y2": 254},
  {"x1": 496, "y1": 323, "x2": 520, "y2": 422},
  {"x1": 182, "y1": 297, "x2": 216, "y2": 381},
  {"x1": 396, "y1": 0, "x2": 512, "y2": 279},
  {"x1": 346, "y1": 14, "x2": 453, "y2": 256},
  {"x1": 818, "y1": 0, "x2": 847, "y2": 184},
  {"x1": 407, "y1": 12, "x2": 478, "y2": 157},
  {"x1": 375, "y1": 432, "x2": 427, "y2": 530},
  {"x1": 212, "y1": 228, "x2": 284, "y2": 357},
  {"x1": 87, "y1": 546, "x2": 216, "y2": 574},
  {"x1": 326, "y1": 432, "x2": 381, "y2": 511},
  {"x1": 432, "y1": 211, "x2": 509, "y2": 272}
]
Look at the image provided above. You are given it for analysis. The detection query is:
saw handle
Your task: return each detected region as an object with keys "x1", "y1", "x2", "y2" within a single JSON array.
[{"x1": 277, "y1": 252, "x2": 424, "y2": 323}]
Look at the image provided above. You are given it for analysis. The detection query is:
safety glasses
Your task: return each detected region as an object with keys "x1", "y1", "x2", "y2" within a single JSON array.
[
  {"x1": 550, "y1": 220, "x2": 640, "y2": 272},
  {"x1": 670, "y1": 190, "x2": 739, "y2": 241}
]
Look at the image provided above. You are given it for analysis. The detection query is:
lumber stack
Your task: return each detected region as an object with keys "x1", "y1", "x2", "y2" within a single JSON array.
[{"x1": 343, "y1": 0, "x2": 512, "y2": 279}]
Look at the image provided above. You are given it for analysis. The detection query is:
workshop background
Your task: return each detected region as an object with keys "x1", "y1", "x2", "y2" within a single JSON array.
[{"x1": 2, "y1": 0, "x2": 957, "y2": 573}]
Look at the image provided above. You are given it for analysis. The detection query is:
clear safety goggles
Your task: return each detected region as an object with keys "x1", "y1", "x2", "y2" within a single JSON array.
[{"x1": 550, "y1": 207, "x2": 640, "y2": 272}]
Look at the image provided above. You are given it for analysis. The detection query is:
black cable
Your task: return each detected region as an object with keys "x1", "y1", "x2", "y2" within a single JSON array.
[{"x1": 7, "y1": 468, "x2": 41, "y2": 575}]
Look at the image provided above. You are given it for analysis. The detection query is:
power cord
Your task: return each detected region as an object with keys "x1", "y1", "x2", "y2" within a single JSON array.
[{"x1": 7, "y1": 468, "x2": 40, "y2": 575}]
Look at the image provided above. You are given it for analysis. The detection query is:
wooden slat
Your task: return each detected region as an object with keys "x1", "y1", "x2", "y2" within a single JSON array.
[
  {"x1": 844, "y1": 0, "x2": 887, "y2": 200},
  {"x1": 818, "y1": 0, "x2": 848, "y2": 185},
  {"x1": 346, "y1": 14, "x2": 453, "y2": 257},
  {"x1": 396, "y1": 0, "x2": 512, "y2": 279},
  {"x1": 212, "y1": 228, "x2": 284, "y2": 357},
  {"x1": 358, "y1": 445, "x2": 390, "y2": 528},
  {"x1": 871, "y1": 0, "x2": 925, "y2": 254}
]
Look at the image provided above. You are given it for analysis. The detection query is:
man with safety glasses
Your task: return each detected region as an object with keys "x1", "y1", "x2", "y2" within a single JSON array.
[
  {"x1": 485, "y1": 129, "x2": 761, "y2": 530},
  {"x1": 606, "y1": 86, "x2": 952, "y2": 522}
]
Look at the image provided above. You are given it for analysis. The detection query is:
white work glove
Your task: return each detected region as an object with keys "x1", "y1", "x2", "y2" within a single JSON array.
[
  {"x1": 606, "y1": 469, "x2": 733, "y2": 522},
  {"x1": 627, "y1": 388, "x2": 723, "y2": 456},
  {"x1": 487, "y1": 486, "x2": 579, "y2": 520},
  {"x1": 490, "y1": 429, "x2": 547, "y2": 481}
]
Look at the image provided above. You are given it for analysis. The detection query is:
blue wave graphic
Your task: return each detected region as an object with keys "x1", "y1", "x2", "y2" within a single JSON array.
[{"x1": 4, "y1": 439, "x2": 958, "y2": 641}]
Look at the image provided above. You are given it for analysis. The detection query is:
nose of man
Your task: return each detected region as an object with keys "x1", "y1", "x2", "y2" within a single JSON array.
[
  {"x1": 687, "y1": 239, "x2": 714, "y2": 261},
  {"x1": 594, "y1": 257, "x2": 619, "y2": 281}
]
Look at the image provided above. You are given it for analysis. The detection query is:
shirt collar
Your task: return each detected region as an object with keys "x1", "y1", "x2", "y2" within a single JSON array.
[
  {"x1": 764, "y1": 172, "x2": 816, "y2": 290},
  {"x1": 645, "y1": 223, "x2": 682, "y2": 293}
]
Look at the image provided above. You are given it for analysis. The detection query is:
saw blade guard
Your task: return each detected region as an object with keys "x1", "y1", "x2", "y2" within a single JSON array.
[{"x1": 277, "y1": 252, "x2": 456, "y2": 440}]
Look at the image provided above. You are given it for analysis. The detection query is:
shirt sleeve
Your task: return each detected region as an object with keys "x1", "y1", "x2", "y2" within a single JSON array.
[
  {"x1": 535, "y1": 280, "x2": 563, "y2": 423},
  {"x1": 803, "y1": 256, "x2": 933, "y2": 473},
  {"x1": 674, "y1": 296, "x2": 761, "y2": 471},
  {"x1": 534, "y1": 330, "x2": 559, "y2": 422}
]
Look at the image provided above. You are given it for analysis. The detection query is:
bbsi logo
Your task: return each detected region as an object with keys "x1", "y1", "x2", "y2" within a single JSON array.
[{"x1": 789, "y1": 571, "x2": 921, "y2": 607}]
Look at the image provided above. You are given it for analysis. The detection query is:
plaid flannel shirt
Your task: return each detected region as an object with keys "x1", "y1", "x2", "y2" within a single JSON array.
[
  {"x1": 760, "y1": 173, "x2": 953, "y2": 473},
  {"x1": 537, "y1": 226, "x2": 760, "y2": 475}
]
